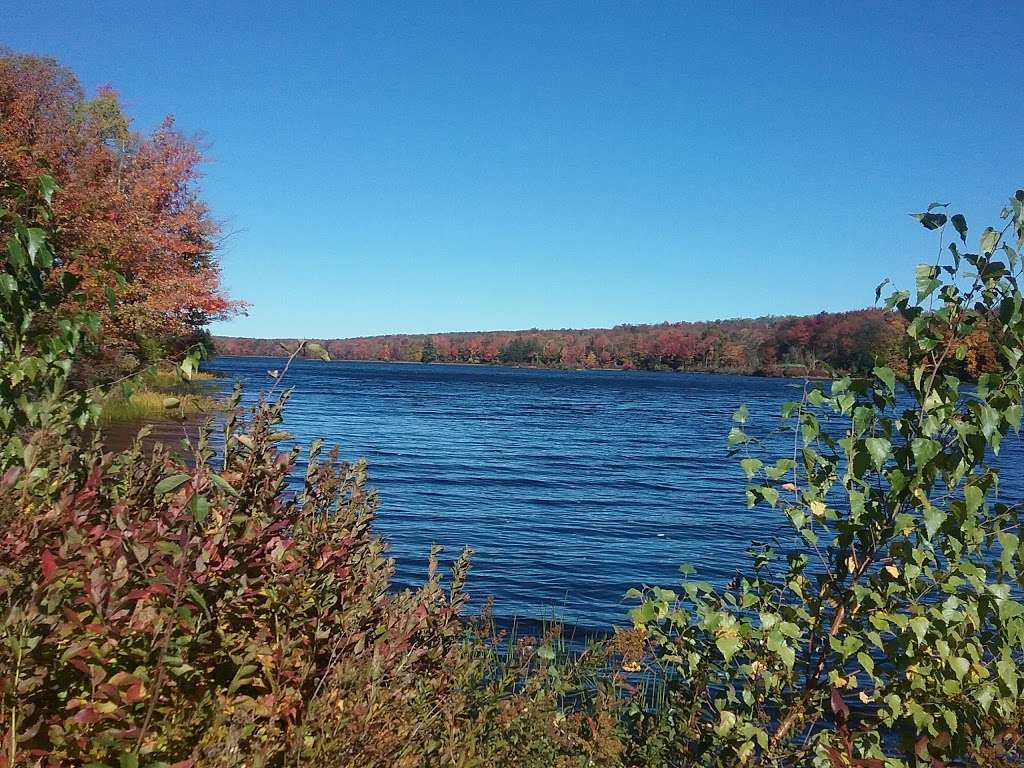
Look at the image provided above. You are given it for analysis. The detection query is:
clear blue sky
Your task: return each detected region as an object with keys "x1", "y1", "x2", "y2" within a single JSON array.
[{"x1": 5, "y1": 2, "x2": 1023, "y2": 338}]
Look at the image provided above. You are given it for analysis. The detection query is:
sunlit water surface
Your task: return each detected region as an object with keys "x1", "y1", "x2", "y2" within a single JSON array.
[{"x1": 200, "y1": 358, "x2": 1024, "y2": 634}]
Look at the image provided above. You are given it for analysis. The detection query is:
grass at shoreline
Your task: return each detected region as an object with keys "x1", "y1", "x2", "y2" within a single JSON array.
[{"x1": 99, "y1": 368, "x2": 223, "y2": 424}]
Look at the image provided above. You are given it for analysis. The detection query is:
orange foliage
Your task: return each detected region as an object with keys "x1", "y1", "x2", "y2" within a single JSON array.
[
  {"x1": 216, "y1": 308, "x2": 910, "y2": 377},
  {"x1": 0, "y1": 51, "x2": 243, "y2": 373}
]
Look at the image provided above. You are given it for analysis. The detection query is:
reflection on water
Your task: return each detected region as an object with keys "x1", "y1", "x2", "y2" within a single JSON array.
[{"x1": 100, "y1": 417, "x2": 209, "y2": 458}]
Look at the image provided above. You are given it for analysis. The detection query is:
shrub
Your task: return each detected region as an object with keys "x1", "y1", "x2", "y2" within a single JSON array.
[{"x1": 626, "y1": 194, "x2": 1024, "y2": 765}]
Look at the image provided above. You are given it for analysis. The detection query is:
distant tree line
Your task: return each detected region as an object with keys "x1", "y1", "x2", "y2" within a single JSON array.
[{"x1": 211, "y1": 308, "x2": 945, "y2": 377}]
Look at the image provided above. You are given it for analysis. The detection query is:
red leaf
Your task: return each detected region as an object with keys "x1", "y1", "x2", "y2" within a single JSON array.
[
  {"x1": 71, "y1": 707, "x2": 102, "y2": 725},
  {"x1": 124, "y1": 680, "x2": 145, "y2": 704},
  {"x1": 915, "y1": 735, "x2": 930, "y2": 759},
  {"x1": 830, "y1": 687, "x2": 849, "y2": 720},
  {"x1": 41, "y1": 550, "x2": 57, "y2": 582},
  {"x1": 1, "y1": 466, "x2": 21, "y2": 490}
]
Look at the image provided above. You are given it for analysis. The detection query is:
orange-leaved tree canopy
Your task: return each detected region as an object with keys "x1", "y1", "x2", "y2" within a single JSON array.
[{"x1": 0, "y1": 49, "x2": 244, "y2": 377}]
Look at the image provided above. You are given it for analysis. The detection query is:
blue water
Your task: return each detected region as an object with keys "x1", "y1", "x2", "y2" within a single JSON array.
[{"x1": 204, "y1": 357, "x2": 1024, "y2": 633}]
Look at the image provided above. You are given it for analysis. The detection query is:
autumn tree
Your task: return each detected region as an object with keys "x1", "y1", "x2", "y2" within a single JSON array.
[{"x1": 0, "y1": 50, "x2": 242, "y2": 377}]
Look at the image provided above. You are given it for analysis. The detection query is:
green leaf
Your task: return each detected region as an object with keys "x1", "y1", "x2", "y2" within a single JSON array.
[
  {"x1": 949, "y1": 656, "x2": 970, "y2": 681},
  {"x1": 26, "y1": 228, "x2": 46, "y2": 264},
  {"x1": 997, "y1": 653, "x2": 1018, "y2": 696},
  {"x1": 778, "y1": 621, "x2": 800, "y2": 638},
  {"x1": 162, "y1": 397, "x2": 180, "y2": 409},
  {"x1": 857, "y1": 651, "x2": 875, "y2": 677},
  {"x1": 37, "y1": 174, "x2": 58, "y2": 204},
  {"x1": 908, "y1": 616, "x2": 929, "y2": 642},
  {"x1": 999, "y1": 532, "x2": 1019, "y2": 571},
  {"x1": 154, "y1": 473, "x2": 190, "y2": 499},
  {"x1": 950, "y1": 213, "x2": 968, "y2": 242},
  {"x1": 875, "y1": 278, "x2": 891, "y2": 303},
  {"x1": 943, "y1": 709, "x2": 958, "y2": 734},
  {"x1": 716, "y1": 635, "x2": 742, "y2": 662},
  {"x1": 0, "y1": 273, "x2": 16, "y2": 299},
  {"x1": 190, "y1": 495, "x2": 210, "y2": 523},
  {"x1": 1005, "y1": 242, "x2": 1019, "y2": 270},
  {"x1": 980, "y1": 226, "x2": 1000, "y2": 255},
  {"x1": 911, "y1": 437, "x2": 941, "y2": 468},
  {"x1": 305, "y1": 342, "x2": 331, "y2": 361},
  {"x1": 978, "y1": 685, "x2": 995, "y2": 713},
  {"x1": 915, "y1": 264, "x2": 940, "y2": 301},
  {"x1": 852, "y1": 406, "x2": 872, "y2": 436},
  {"x1": 964, "y1": 485, "x2": 983, "y2": 515},
  {"x1": 739, "y1": 458, "x2": 762, "y2": 479},
  {"x1": 912, "y1": 212, "x2": 947, "y2": 230},
  {"x1": 726, "y1": 426, "x2": 749, "y2": 447},
  {"x1": 924, "y1": 507, "x2": 946, "y2": 538},
  {"x1": 630, "y1": 601, "x2": 656, "y2": 625},
  {"x1": 874, "y1": 366, "x2": 896, "y2": 394},
  {"x1": 537, "y1": 644, "x2": 555, "y2": 661},
  {"x1": 8, "y1": 236, "x2": 26, "y2": 267},
  {"x1": 979, "y1": 405, "x2": 1000, "y2": 442},
  {"x1": 1006, "y1": 403, "x2": 1022, "y2": 431},
  {"x1": 864, "y1": 437, "x2": 891, "y2": 471},
  {"x1": 211, "y1": 473, "x2": 240, "y2": 497},
  {"x1": 732, "y1": 404, "x2": 749, "y2": 424},
  {"x1": 777, "y1": 643, "x2": 795, "y2": 669}
]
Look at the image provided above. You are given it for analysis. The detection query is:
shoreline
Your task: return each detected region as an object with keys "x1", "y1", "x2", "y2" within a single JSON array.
[{"x1": 207, "y1": 354, "x2": 832, "y2": 380}]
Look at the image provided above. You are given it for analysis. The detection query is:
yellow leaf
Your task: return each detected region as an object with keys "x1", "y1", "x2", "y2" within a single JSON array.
[{"x1": 884, "y1": 565, "x2": 900, "y2": 578}]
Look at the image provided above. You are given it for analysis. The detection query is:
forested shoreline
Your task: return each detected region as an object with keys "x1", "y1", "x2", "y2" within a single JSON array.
[{"x1": 214, "y1": 308, "x2": 909, "y2": 377}]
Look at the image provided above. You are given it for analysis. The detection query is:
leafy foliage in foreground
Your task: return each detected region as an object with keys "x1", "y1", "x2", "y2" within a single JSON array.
[
  {"x1": 3, "y1": 172, "x2": 1024, "y2": 767},
  {"x1": 1, "y1": 177, "x2": 626, "y2": 767},
  {"x1": 1, "y1": 388, "x2": 629, "y2": 767},
  {"x1": 0, "y1": 176, "x2": 98, "y2": 474},
  {"x1": 627, "y1": 193, "x2": 1024, "y2": 765}
]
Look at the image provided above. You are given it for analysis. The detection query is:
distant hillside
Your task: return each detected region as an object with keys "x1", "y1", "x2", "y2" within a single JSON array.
[{"x1": 213, "y1": 308, "x2": 919, "y2": 377}]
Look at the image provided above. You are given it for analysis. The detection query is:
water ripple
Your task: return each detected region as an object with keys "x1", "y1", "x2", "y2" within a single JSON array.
[{"x1": 206, "y1": 357, "x2": 1024, "y2": 633}]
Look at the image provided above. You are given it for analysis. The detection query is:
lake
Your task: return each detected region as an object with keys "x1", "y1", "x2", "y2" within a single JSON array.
[{"x1": 202, "y1": 357, "x2": 1024, "y2": 634}]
